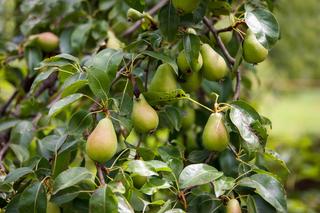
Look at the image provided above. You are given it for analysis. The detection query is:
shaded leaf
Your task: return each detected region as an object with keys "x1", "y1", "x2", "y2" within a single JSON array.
[
  {"x1": 48, "y1": 93, "x2": 84, "y2": 117},
  {"x1": 159, "y1": 4, "x2": 179, "y2": 41},
  {"x1": 18, "y1": 182, "x2": 47, "y2": 213},
  {"x1": 4, "y1": 167, "x2": 34, "y2": 184},
  {"x1": 142, "y1": 51, "x2": 178, "y2": 75},
  {"x1": 89, "y1": 185, "x2": 118, "y2": 213}
]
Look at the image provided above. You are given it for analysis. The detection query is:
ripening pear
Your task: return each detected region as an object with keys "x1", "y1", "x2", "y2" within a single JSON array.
[
  {"x1": 180, "y1": 72, "x2": 202, "y2": 92},
  {"x1": 177, "y1": 50, "x2": 203, "y2": 73},
  {"x1": 243, "y1": 30, "x2": 268, "y2": 64},
  {"x1": 36, "y1": 32, "x2": 59, "y2": 52},
  {"x1": 200, "y1": 43, "x2": 228, "y2": 81},
  {"x1": 86, "y1": 116, "x2": 118, "y2": 163},
  {"x1": 172, "y1": 0, "x2": 200, "y2": 14},
  {"x1": 149, "y1": 63, "x2": 177, "y2": 92},
  {"x1": 202, "y1": 113, "x2": 229, "y2": 152},
  {"x1": 107, "y1": 30, "x2": 123, "y2": 50},
  {"x1": 226, "y1": 199, "x2": 242, "y2": 213},
  {"x1": 131, "y1": 94, "x2": 159, "y2": 133}
]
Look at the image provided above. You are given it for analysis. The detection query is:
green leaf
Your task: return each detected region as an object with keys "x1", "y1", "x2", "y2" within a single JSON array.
[
  {"x1": 245, "y1": 7, "x2": 280, "y2": 48},
  {"x1": 18, "y1": 182, "x2": 47, "y2": 213},
  {"x1": 68, "y1": 110, "x2": 93, "y2": 134},
  {"x1": 85, "y1": 49, "x2": 124, "y2": 100},
  {"x1": 142, "y1": 51, "x2": 178, "y2": 75},
  {"x1": 178, "y1": 164, "x2": 223, "y2": 189},
  {"x1": 158, "y1": 106, "x2": 182, "y2": 131},
  {"x1": 25, "y1": 46, "x2": 42, "y2": 76},
  {"x1": 164, "y1": 209, "x2": 185, "y2": 213},
  {"x1": 0, "y1": 119, "x2": 20, "y2": 132},
  {"x1": 140, "y1": 177, "x2": 171, "y2": 195},
  {"x1": 183, "y1": 34, "x2": 200, "y2": 71},
  {"x1": 159, "y1": 4, "x2": 180, "y2": 41},
  {"x1": 89, "y1": 185, "x2": 118, "y2": 213},
  {"x1": 247, "y1": 194, "x2": 277, "y2": 213},
  {"x1": 30, "y1": 68, "x2": 56, "y2": 94},
  {"x1": 71, "y1": 22, "x2": 92, "y2": 53},
  {"x1": 238, "y1": 174, "x2": 287, "y2": 213},
  {"x1": 9, "y1": 144, "x2": 30, "y2": 163},
  {"x1": 124, "y1": 0, "x2": 145, "y2": 12},
  {"x1": 117, "y1": 195, "x2": 134, "y2": 213},
  {"x1": 147, "y1": 160, "x2": 172, "y2": 172},
  {"x1": 3, "y1": 167, "x2": 34, "y2": 184},
  {"x1": 188, "y1": 150, "x2": 210, "y2": 163},
  {"x1": 52, "y1": 167, "x2": 93, "y2": 194},
  {"x1": 229, "y1": 102, "x2": 263, "y2": 153},
  {"x1": 48, "y1": 93, "x2": 84, "y2": 117},
  {"x1": 50, "y1": 186, "x2": 81, "y2": 205},
  {"x1": 123, "y1": 160, "x2": 158, "y2": 177},
  {"x1": 10, "y1": 120, "x2": 34, "y2": 147},
  {"x1": 60, "y1": 72, "x2": 88, "y2": 97},
  {"x1": 213, "y1": 176, "x2": 235, "y2": 197}
]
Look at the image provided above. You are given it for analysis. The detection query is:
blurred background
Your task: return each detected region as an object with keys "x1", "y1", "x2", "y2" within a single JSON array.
[
  {"x1": 0, "y1": 0, "x2": 319, "y2": 212},
  {"x1": 253, "y1": 0, "x2": 320, "y2": 212}
]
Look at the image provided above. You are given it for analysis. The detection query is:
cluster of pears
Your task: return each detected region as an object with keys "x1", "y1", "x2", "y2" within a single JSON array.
[
  {"x1": 178, "y1": 42, "x2": 228, "y2": 92},
  {"x1": 29, "y1": 32, "x2": 59, "y2": 52},
  {"x1": 86, "y1": 115, "x2": 118, "y2": 163},
  {"x1": 243, "y1": 29, "x2": 268, "y2": 64}
]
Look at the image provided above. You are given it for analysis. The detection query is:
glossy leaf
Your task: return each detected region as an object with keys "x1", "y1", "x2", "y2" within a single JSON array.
[
  {"x1": 213, "y1": 176, "x2": 235, "y2": 197},
  {"x1": 18, "y1": 182, "x2": 47, "y2": 213},
  {"x1": 159, "y1": 4, "x2": 179, "y2": 41},
  {"x1": 89, "y1": 185, "x2": 118, "y2": 213},
  {"x1": 178, "y1": 164, "x2": 223, "y2": 189},
  {"x1": 123, "y1": 160, "x2": 158, "y2": 176},
  {"x1": 60, "y1": 72, "x2": 88, "y2": 97},
  {"x1": 3, "y1": 167, "x2": 34, "y2": 184},
  {"x1": 48, "y1": 93, "x2": 84, "y2": 117},
  {"x1": 183, "y1": 34, "x2": 200, "y2": 71}
]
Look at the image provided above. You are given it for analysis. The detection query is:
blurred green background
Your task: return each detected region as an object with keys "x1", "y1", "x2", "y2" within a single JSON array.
[{"x1": 253, "y1": 0, "x2": 320, "y2": 212}]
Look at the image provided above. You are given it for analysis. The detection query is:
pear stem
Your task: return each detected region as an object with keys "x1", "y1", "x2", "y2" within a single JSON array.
[
  {"x1": 96, "y1": 163, "x2": 106, "y2": 186},
  {"x1": 187, "y1": 97, "x2": 214, "y2": 113}
]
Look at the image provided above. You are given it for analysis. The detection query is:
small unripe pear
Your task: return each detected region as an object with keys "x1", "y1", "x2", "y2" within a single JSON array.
[
  {"x1": 180, "y1": 72, "x2": 202, "y2": 92},
  {"x1": 149, "y1": 63, "x2": 177, "y2": 92},
  {"x1": 226, "y1": 199, "x2": 242, "y2": 213},
  {"x1": 86, "y1": 117, "x2": 118, "y2": 163},
  {"x1": 132, "y1": 94, "x2": 159, "y2": 133},
  {"x1": 132, "y1": 175, "x2": 147, "y2": 189},
  {"x1": 127, "y1": 8, "x2": 143, "y2": 22},
  {"x1": 243, "y1": 30, "x2": 268, "y2": 64},
  {"x1": 211, "y1": 15, "x2": 233, "y2": 45},
  {"x1": 152, "y1": 189, "x2": 176, "y2": 201},
  {"x1": 202, "y1": 113, "x2": 229, "y2": 152},
  {"x1": 177, "y1": 50, "x2": 203, "y2": 73},
  {"x1": 200, "y1": 44, "x2": 228, "y2": 81},
  {"x1": 181, "y1": 106, "x2": 196, "y2": 129},
  {"x1": 36, "y1": 32, "x2": 59, "y2": 52},
  {"x1": 172, "y1": 0, "x2": 200, "y2": 14}
]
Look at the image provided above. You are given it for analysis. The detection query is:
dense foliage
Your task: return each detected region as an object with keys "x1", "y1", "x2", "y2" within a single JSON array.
[{"x1": 0, "y1": 0, "x2": 288, "y2": 212}]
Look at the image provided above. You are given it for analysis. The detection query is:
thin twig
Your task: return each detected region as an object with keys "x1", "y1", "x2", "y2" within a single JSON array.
[
  {"x1": 203, "y1": 17, "x2": 235, "y2": 67},
  {"x1": 34, "y1": 72, "x2": 58, "y2": 97},
  {"x1": 233, "y1": 68, "x2": 241, "y2": 100},
  {"x1": 0, "y1": 131, "x2": 11, "y2": 172},
  {"x1": 96, "y1": 163, "x2": 106, "y2": 186},
  {"x1": 122, "y1": 0, "x2": 169, "y2": 37},
  {"x1": 0, "y1": 90, "x2": 18, "y2": 116},
  {"x1": 217, "y1": 20, "x2": 246, "y2": 34}
]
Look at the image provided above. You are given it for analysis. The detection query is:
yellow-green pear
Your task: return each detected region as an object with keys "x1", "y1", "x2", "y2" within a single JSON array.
[
  {"x1": 47, "y1": 202, "x2": 60, "y2": 213},
  {"x1": 132, "y1": 174, "x2": 148, "y2": 189},
  {"x1": 107, "y1": 30, "x2": 123, "y2": 50},
  {"x1": 149, "y1": 63, "x2": 177, "y2": 92},
  {"x1": 177, "y1": 50, "x2": 203, "y2": 73},
  {"x1": 172, "y1": 0, "x2": 200, "y2": 14},
  {"x1": 127, "y1": 8, "x2": 143, "y2": 22},
  {"x1": 132, "y1": 94, "x2": 159, "y2": 133},
  {"x1": 36, "y1": 32, "x2": 59, "y2": 52},
  {"x1": 211, "y1": 15, "x2": 233, "y2": 45},
  {"x1": 243, "y1": 30, "x2": 268, "y2": 64},
  {"x1": 181, "y1": 106, "x2": 195, "y2": 129},
  {"x1": 180, "y1": 72, "x2": 202, "y2": 92},
  {"x1": 200, "y1": 43, "x2": 228, "y2": 81},
  {"x1": 152, "y1": 189, "x2": 176, "y2": 202},
  {"x1": 226, "y1": 199, "x2": 242, "y2": 213},
  {"x1": 202, "y1": 113, "x2": 229, "y2": 152},
  {"x1": 86, "y1": 116, "x2": 118, "y2": 163}
]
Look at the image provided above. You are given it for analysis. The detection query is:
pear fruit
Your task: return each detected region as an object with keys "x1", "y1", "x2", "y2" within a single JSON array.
[
  {"x1": 86, "y1": 116, "x2": 118, "y2": 163},
  {"x1": 107, "y1": 30, "x2": 123, "y2": 50},
  {"x1": 202, "y1": 113, "x2": 229, "y2": 152},
  {"x1": 180, "y1": 71, "x2": 202, "y2": 92},
  {"x1": 47, "y1": 201, "x2": 60, "y2": 213},
  {"x1": 152, "y1": 189, "x2": 176, "y2": 202},
  {"x1": 36, "y1": 32, "x2": 59, "y2": 52},
  {"x1": 127, "y1": 8, "x2": 143, "y2": 22},
  {"x1": 149, "y1": 63, "x2": 177, "y2": 92},
  {"x1": 181, "y1": 106, "x2": 195, "y2": 129},
  {"x1": 211, "y1": 15, "x2": 233, "y2": 45},
  {"x1": 132, "y1": 175, "x2": 148, "y2": 189},
  {"x1": 200, "y1": 43, "x2": 228, "y2": 81},
  {"x1": 177, "y1": 50, "x2": 203, "y2": 73},
  {"x1": 132, "y1": 94, "x2": 159, "y2": 133},
  {"x1": 172, "y1": 0, "x2": 200, "y2": 14},
  {"x1": 226, "y1": 199, "x2": 242, "y2": 213},
  {"x1": 243, "y1": 30, "x2": 268, "y2": 64}
]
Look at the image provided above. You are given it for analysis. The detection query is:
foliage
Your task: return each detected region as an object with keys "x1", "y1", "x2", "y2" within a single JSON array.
[{"x1": 0, "y1": 0, "x2": 288, "y2": 212}]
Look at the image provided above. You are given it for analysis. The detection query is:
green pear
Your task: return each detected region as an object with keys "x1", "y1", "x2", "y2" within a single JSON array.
[
  {"x1": 149, "y1": 63, "x2": 177, "y2": 92},
  {"x1": 127, "y1": 8, "x2": 143, "y2": 22},
  {"x1": 226, "y1": 199, "x2": 242, "y2": 213},
  {"x1": 202, "y1": 113, "x2": 229, "y2": 152},
  {"x1": 243, "y1": 30, "x2": 268, "y2": 64},
  {"x1": 47, "y1": 202, "x2": 60, "y2": 213},
  {"x1": 36, "y1": 32, "x2": 59, "y2": 52},
  {"x1": 107, "y1": 30, "x2": 123, "y2": 50},
  {"x1": 177, "y1": 50, "x2": 203, "y2": 73},
  {"x1": 131, "y1": 94, "x2": 159, "y2": 133},
  {"x1": 86, "y1": 116, "x2": 118, "y2": 163},
  {"x1": 152, "y1": 189, "x2": 176, "y2": 202},
  {"x1": 211, "y1": 15, "x2": 233, "y2": 45},
  {"x1": 181, "y1": 106, "x2": 195, "y2": 129},
  {"x1": 132, "y1": 175, "x2": 148, "y2": 189},
  {"x1": 180, "y1": 71, "x2": 202, "y2": 92},
  {"x1": 200, "y1": 43, "x2": 228, "y2": 81},
  {"x1": 172, "y1": 0, "x2": 200, "y2": 14}
]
